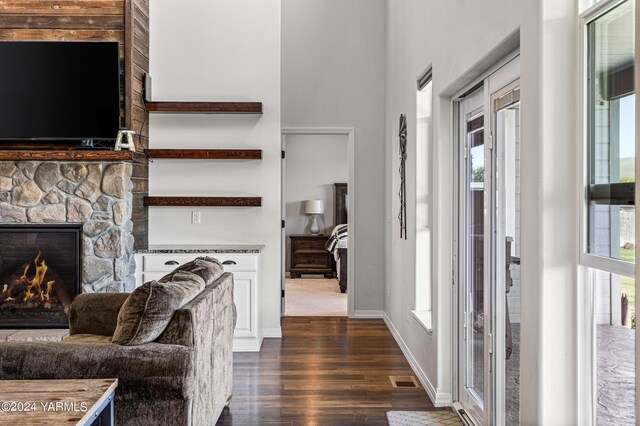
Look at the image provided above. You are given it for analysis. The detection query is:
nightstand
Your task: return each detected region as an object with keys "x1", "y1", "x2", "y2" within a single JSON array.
[{"x1": 289, "y1": 235, "x2": 335, "y2": 278}]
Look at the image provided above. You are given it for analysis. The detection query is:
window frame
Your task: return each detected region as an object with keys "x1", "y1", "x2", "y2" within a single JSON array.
[
  {"x1": 412, "y1": 67, "x2": 433, "y2": 333},
  {"x1": 579, "y1": 0, "x2": 636, "y2": 278}
]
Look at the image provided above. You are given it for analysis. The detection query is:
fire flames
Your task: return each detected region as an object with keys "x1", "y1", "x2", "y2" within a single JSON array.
[{"x1": 0, "y1": 252, "x2": 61, "y2": 309}]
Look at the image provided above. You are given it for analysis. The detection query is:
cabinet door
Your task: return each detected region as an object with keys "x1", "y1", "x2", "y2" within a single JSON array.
[{"x1": 232, "y1": 272, "x2": 257, "y2": 339}]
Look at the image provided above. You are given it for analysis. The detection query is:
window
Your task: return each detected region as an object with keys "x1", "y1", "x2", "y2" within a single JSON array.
[
  {"x1": 413, "y1": 68, "x2": 432, "y2": 331},
  {"x1": 582, "y1": 2, "x2": 637, "y2": 423},
  {"x1": 584, "y1": 0, "x2": 635, "y2": 276}
]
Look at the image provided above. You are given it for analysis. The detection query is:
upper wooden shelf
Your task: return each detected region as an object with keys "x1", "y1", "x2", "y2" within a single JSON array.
[
  {"x1": 145, "y1": 101, "x2": 263, "y2": 114},
  {"x1": 146, "y1": 149, "x2": 262, "y2": 160},
  {"x1": 0, "y1": 150, "x2": 146, "y2": 162}
]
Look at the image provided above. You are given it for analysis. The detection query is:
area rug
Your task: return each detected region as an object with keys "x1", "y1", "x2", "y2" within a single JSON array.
[
  {"x1": 284, "y1": 278, "x2": 347, "y2": 316},
  {"x1": 386, "y1": 410, "x2": 462, "y2": 426}
]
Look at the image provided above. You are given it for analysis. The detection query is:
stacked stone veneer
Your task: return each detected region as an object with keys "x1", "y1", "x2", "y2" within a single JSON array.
[{"x1": 0, "y1": 161, "x2": 135, "y2": 293}]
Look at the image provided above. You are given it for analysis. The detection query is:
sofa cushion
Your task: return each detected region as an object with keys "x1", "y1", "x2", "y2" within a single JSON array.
[
  {"x1": 112, "y1": 272, "x2": 205, "y2": 346},
  {"x1": 158, "y1": 256, "x2": 224, "y2": 286}
]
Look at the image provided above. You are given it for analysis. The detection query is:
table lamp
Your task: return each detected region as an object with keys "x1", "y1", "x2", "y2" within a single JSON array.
[{"x1": 304, "y1": 200, "x2": 324, "y2": 235}]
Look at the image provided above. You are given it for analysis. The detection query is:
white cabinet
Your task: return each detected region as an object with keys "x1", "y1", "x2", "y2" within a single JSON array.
[{"x1": 134, "y1": 250, "x2": 262, "y2": 352}]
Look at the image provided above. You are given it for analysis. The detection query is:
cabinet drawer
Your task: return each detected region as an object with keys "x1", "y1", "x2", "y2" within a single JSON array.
[
  {"x1": 143, "y1": 255, "x2": 196, "y2": 272},
  {"x1": 293, "y1": 239, "x2": 327, "y2": 250},
  {"x1": 292, "y1": 254, "x2": 331, "y2": 268},
  {"x1": 216, "y1": 255, "x2": 258, "y2": 272},
  {"x1": 142, "y1": 253, "x2": 257, "y2": 273}
]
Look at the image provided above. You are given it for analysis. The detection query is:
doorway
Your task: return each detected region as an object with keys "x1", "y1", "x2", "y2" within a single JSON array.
[
  {"x1": 454, "y1": 56, "x2": 520, "y2": 425},
  {"x1": 281, "y1": 129, "x2": 354, "y2": 317}
]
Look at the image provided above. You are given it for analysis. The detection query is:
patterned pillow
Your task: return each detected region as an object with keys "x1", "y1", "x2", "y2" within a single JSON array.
[{"x1": 112, "y1": 271, "x2": 205, "y2": 346}]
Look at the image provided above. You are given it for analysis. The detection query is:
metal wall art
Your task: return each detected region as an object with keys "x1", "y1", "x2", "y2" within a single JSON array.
[{"x1": 398, "y1": 114, "x2": 407, "y2": 240}]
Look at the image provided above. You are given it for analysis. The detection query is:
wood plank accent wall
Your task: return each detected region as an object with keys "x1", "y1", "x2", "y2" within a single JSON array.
[
  {"x1": 0, "y1": 0, "x2": 150, "y2": 249},
  {"x1": 125, "y1": 0, "x2": 150, "y2": 249}
]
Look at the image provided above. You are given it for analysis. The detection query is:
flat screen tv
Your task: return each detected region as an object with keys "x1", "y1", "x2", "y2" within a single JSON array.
[{"x1": 0, "y1": 41, "x2": 120, "y2": 144}]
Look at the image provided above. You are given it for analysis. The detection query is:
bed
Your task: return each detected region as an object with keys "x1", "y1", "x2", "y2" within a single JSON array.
[{"x1": 325, "y1": 183, "x2": 348, "y2": 293}]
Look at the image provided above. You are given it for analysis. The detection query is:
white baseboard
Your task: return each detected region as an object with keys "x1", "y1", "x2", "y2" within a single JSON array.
[
  {"x1": 233, "y1": 331, "x2": 264, "y2": 352},
  {"x1": 262, "y1": 327, "x2": 282, "y2": 338},
  {"x1": 382, "y1": 312, "x2": 452, "y2": 407},
  {"x1": 351, "y1": 310, "x2": 384, "y2": 319}
]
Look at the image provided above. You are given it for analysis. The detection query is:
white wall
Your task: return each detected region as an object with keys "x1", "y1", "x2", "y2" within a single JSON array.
[
  {"x1": 384, "y1": 0, "x2": 581, "y2": 423},
  {"x1": 284, "y1": 134, "x2": 348, "y2": 271},
  {"x1": 148, "y1": 0, "x2": 282, "y2": 334},
  {"x1": 282, "y1": 0, "x2": 386, "y2": 313}
]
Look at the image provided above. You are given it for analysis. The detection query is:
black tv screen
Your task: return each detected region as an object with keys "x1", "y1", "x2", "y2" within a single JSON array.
[{"x1": 0, "y1": 41, "x2": 120, "y2": 142}]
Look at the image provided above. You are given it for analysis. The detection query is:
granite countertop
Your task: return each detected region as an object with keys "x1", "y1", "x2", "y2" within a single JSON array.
[{"x1": 136, "y1": 244, "x2": 265, "y2": 254}]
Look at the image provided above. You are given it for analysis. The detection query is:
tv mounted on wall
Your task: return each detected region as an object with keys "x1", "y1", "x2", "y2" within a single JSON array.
[{"x1": 0, "y1": 41, "x2": 121, "y2": 145}]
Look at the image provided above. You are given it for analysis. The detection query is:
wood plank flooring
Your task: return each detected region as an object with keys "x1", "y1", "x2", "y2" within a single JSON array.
[{"x1": 216, "y1": 317, "x2": 437, "y2": 425}]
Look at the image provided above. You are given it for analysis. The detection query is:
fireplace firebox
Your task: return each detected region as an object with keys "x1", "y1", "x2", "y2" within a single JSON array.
[{"x1": 0, "y1": 225, "x2": 81, "y2": 329}]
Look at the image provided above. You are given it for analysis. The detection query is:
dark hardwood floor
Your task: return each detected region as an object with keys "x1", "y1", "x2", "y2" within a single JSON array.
[{"x1": 217, "y1": 317, "x2": 437, "y2": 425}]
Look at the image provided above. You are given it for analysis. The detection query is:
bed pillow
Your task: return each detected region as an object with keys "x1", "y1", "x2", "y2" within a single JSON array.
[
  {"x1": 158, "y1": 256, "x2": 224, "y2": 287},
  {"x1": 112, "y1": 273, "x2": 205, "y2": 346}
]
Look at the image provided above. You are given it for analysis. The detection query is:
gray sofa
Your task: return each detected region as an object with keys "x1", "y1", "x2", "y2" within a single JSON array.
[{"x1": 0, "y1": 271, "x2": 236, "y2": 425}]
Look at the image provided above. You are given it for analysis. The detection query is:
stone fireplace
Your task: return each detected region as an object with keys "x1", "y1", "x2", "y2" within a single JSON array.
[{"x1": 0, "y1": 161, "x2": 136, "y2": 309}]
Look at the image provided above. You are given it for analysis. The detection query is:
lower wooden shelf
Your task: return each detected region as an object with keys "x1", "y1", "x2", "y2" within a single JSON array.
[{"x1": 144, "y1": 196, "x2": 262, "y2": 207}]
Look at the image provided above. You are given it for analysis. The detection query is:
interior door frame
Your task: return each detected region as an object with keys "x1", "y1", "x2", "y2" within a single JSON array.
[
  {"x1": 280, "y1": 127, "x2": 355, "y2": 317},
  {"x1": 280, "y1": 135, "x2": 287, "y2": 315}
]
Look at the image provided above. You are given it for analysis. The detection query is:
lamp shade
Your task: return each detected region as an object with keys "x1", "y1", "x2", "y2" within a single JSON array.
[{"x1": 304, "y1": 199, "x2": 324, "y2": 215}]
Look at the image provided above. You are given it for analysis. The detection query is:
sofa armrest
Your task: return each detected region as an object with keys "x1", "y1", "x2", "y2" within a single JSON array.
[
  {"x1": 69, "y1": 293, "x2": 130, "y2": 336},
  {"x1": 0, "y1": 342, "x2": 193, "y2": 400}
]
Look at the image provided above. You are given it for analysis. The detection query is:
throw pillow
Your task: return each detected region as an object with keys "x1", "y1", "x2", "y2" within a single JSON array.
[{"x1": 112, "y1": 273, "x2": 205, "y2": 346}]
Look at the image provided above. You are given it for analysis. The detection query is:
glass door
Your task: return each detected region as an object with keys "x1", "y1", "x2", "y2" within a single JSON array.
[
  {"x1": 458, "y1": 87, "x2": 488, "y2": 425},
  {"x1": 493, "y1": 82, "x2": 521, "y2": 426}
]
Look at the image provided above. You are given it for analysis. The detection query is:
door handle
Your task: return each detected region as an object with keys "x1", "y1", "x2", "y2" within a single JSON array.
[
  {"x1": 222, "y1": 260, "x2": 237, "y2": 265},
  {"x1": 164, "y1": 260, "x2": 179, "y2": 265}
]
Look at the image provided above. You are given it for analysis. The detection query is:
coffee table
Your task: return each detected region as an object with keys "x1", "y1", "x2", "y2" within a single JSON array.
[{"x1": 0, "y1": 378, "x2": 117, "y2": 425}]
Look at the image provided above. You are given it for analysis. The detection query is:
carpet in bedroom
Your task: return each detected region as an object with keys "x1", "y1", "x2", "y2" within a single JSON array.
[{"x1": 284, "y1": 278, "x2": 347, "y2": 316}]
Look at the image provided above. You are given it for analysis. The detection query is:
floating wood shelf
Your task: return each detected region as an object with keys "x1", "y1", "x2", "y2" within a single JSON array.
[
  {"x1": 145, "y1": 101, "x2": 263, "y2": 114},
  {"x1": 0, "y1": 150, "x2": 146, "y2": 162},
  {"x1": 146, "y1": 149, "x2": 262, "y2": 160},
  {"x1": 144, "y1": 196, "x2": 262, "y2": 207}
]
